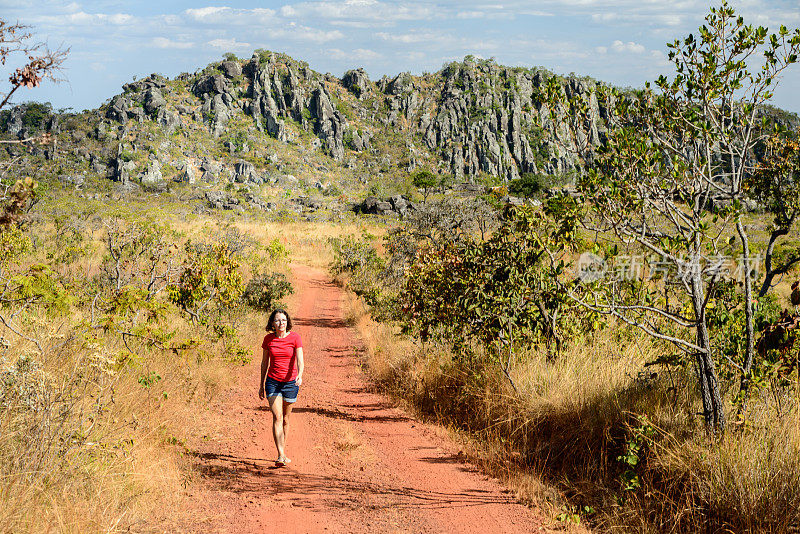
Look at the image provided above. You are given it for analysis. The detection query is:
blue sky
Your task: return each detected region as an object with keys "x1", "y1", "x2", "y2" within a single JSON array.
[{"x1": 4, "y1": 0, "x2": 800, "y2": 113}]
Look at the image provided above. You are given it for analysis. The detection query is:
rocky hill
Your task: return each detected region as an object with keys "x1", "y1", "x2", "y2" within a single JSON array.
[{"x1": 1, "y1": 51, "x2": 797, "y2": 216}]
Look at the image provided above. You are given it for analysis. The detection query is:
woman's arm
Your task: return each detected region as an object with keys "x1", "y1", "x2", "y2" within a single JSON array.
[
  {"x1": 258, "y1": 347, "x2": 270, "y2": 399},
  {"x1": 295, "y1": 347, "x2": 304, "y2": 387}
]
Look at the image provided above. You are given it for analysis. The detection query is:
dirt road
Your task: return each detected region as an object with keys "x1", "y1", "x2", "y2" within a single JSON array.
[{"x1": 187, "y1": 264, "x2": 547, "y2": 533}]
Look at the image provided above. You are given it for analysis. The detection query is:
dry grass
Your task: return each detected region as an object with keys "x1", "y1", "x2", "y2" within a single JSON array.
[
  {"x1": 345, "y1": 287, "x2": 800, "y2": 532},
  {"x1": 0, "y1": 315, "x2": 235, "y2": 533},
  {"x1": 0, "y1": 208, "x2": 366, "y2": 532}
]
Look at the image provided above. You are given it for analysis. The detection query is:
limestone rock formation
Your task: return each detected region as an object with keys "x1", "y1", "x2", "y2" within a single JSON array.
[
  {"x1": 88, "y1": 51, "x2": 799, "y2": 194},
  {"x1": 342, "y1": 68, "x2": 370, "y2": 98}
]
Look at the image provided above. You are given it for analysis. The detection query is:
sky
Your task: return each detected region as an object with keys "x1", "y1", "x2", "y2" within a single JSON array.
[{"x1": 4, "y1": 0, "x2": 800, "y2": 114}]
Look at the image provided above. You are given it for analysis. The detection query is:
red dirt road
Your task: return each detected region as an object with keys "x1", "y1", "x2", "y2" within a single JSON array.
[{"x1": 187, "y1": 264, "x2": 548, "y2": 533}]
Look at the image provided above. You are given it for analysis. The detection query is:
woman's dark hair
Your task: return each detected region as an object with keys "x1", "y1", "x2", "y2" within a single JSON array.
[{"x1": 266, "y1": 308, "x2": 293, "y2": 332}]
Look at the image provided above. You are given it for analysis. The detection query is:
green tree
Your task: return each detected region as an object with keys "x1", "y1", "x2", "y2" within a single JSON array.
[
  {"x1": 543, "y1": 2, "x2": 800, "y2": 431},
  {"x1": 412, "y1": 169, "x2": 439, "y2": 202},
  {"x1": 400, "y1": 202, "x2": 587, "y2": 390}
]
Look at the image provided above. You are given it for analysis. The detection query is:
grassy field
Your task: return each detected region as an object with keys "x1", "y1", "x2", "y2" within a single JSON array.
[
  {"x1": 333, "y1": 207, "x2": 800, "y2": 533},
  {"x1": 0, "y1": 192, "x2": 370, "y2": 533},
  {"x1": 4, "y1": 185, "x2": 800, "y2": 532}
]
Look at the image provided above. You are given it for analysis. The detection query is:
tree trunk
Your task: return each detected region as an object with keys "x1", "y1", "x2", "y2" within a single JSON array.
[
  {"x1": 736, "y1": 221, "x2": 756, "y2": 412},
  {"x1": 692, "y1": 275, "x2": 726, "y2": 432}
]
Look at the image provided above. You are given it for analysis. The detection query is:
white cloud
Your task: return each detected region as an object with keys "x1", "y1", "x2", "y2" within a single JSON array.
[
  {"x1": 375, "y1": 31, "x2": 453, "y2": 44},
  {"x1": 281, "y1": 0, "x2": 437, "y2": 22},
  {"x1": 457, "y1": 11, "x2": 485, "y2": 19},
  {"x1": 184, "y1": 6, "x2": 229, "y2": 20},
  {"x1": 269, "y1": 25, "x2": 345, "y2": 43},
  {"x1": 329, "y1": 20, "x2": 395, "y2": 28},
  {"x1": 184, "y1": 6, "x2": 276, "y2": 24},
  {"x1": 611, "y1": 40, "x2": 645, "y2": 54},
  {"x1": 46, "y1": 11, "x2": 135, "y2": 25},
  {"x1": 208, "y1": 38, "x2": 252, "y2": 50},
  {"x1": 151, "y1": 37, "x2": 194, "y2": 49},
  {"x1": 329, "y1": 47, "x2": 382, "y2": 60},
  {"x1": 519, "y1": 10, "x2": 553, "y2": 16}
]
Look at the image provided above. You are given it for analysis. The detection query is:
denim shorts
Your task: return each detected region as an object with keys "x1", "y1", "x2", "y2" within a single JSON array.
[{"x1": 264, "y1": 376, "x2": 299, "y2": 403}]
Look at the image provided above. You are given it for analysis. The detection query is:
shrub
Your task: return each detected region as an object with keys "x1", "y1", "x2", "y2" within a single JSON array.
[
  {"x1": 242, "y1": 272, "x2": 293, "y2": 312},
  {"x1": 329, "y1": 235, "x2": 384, "y2": 304},
  {"x1": 509, "y1": 172, "x2": 551, "y2": 198},
  {"x1": 21, "y1": 102, "x2": 52, "y2": 129}
]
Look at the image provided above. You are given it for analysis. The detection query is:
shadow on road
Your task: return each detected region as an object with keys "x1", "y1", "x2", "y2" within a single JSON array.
[
  {"x1": 293, "y1": 316, "x2": 350, "y2": 329},
  {"x1": 190, "y1": 450, "x2": 515, "y2": 511},
  {"x1": 293, "y1": 405, "x2": 410, "y2": 423}
]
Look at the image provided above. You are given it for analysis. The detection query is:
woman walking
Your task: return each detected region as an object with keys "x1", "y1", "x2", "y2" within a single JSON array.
[{"x1": 258, "y1": 308, "x2": 304, "y2": 466}]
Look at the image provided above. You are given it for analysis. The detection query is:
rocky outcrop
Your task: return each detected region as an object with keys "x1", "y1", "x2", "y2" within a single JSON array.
[
  {"x1": 193, "y1": 74, "x2": 230, "y2": 97},
  {"x1": 355, "y1": 195, "x2": 415, "y2": 216},
  {"x1": 106, "y1": 95, "x2": 131, "y2": 123},
  {"x1": 0, "y1": 103, "x2": 57, "y2": 139},
  {"x1": 144, "y1": 87, "x2": 166, "y2": 115},
  {"x1": 244, "y1": 55, "x2": 349, "y2": 160},
  {"x1": 112, "y1": 156, "x2": 136, "y2": 184},
  {"x1": 342, "y1": 68, "x2": 370, "y2": 98},
  {"x1": 233, "y1": 160, "x2": 260, "y2": 183},
  {"x1": 205, "y1": 190, "x2": 242, "y2": 211},
  {"x1": 140, "y1": 160, "x2": 167, "y2": 191},
  {"x1": 220, "y1": 61, "x2": 242, "y2": 78},
  {"x1": 92, "y1": 52, "x2": 800, "y2": 190},
  {"x1": 311, "y1": 85, "x2": 345, "y2": 160}
]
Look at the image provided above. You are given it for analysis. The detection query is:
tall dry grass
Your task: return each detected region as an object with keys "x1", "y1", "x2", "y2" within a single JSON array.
[
  {"x1": 0, "y1": 203, "x2": 379, "y2": 532},
  {"x1": 346, "y1": 291, "x2": 800, "y2": 532},
  {"x1": 0, "y1": 319, "x2": 235, "y2": 532}
]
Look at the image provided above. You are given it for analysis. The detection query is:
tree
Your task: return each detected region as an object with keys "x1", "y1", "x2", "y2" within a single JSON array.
[
  {"x1": 543, "y1": 3, "x2": 800, "y2": 432},
  {"x1": 411, "y1": 169, "x2": 439, "y2": 202},
  {"x1": 0, "y1": 20, "x2": 67, "y2": 223},
  {"x1": 0, "y1": 20, "x2": 68, "y2": 353},
  {"x1": 400, "y1": 202, "x2": 587, "y2": 391},
  {"x1": 0, "y1": 20, "x2": 67, "y2": 142}
]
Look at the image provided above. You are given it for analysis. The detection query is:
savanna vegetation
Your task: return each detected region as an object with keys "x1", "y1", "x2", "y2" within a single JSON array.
[
  {"x1": 330, "y1": 4, "x2": 800, "y2": 532},
  {"x1": 3, "y1": 2, "x2": 800, "y2": 532}
]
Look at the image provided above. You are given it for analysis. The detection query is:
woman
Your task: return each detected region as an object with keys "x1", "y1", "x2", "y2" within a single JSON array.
[{"x1": 258, "y1": 308, "x2": 304, "y2": 466}]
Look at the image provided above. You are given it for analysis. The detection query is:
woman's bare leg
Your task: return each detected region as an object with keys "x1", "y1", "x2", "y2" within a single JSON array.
[
  {"x1": 282, "y1": 399, "x2": 294, "y2": 460},
  {"x1": 268, "y1": 395, "x2": 285, "y2": 460}
]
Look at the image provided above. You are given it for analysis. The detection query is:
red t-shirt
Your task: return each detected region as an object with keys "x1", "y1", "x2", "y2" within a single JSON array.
[{"x1": 262, "y1": 331, "x2": 302, "y2": 381}]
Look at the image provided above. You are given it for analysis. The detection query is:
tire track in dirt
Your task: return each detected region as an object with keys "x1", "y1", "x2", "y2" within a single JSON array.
[{"x1": 185, "y1": 264, "x2": 549, "y2": 533}]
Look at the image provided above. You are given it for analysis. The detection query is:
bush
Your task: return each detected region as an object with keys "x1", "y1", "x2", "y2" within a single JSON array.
[
  {"x1": 329, "y1": 236, "x2": 384, "y2": 304},
  {"x1": 242, "y1": 272, "x2": 293, "y2": 312},
  {"x1": 509, "y1": 172, "x2": 551, "y2": 198},
  {"x1": 21, "y1": 102, "x2": 52, "y2": 130}
]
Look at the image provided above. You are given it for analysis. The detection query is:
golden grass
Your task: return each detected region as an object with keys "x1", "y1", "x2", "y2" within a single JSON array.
[
  {"x1": 0, "y1": 201, "x2": 389, "y2": 532},
  {"x1": 344, "y1": 285, "x2": 800, "y2": 532}
]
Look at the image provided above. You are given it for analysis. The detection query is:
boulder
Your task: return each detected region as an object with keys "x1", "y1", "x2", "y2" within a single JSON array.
[
  {"x1": 245, "y1": 192, "x2": 272, "y2": 211},
  {"x1": 174, "y1": 165, "x2": 196, "y2": 184},
  {"x1": 193, "y1": 74, "x2": 229, "y2": 96},
  {"x1": 157, "y1": 108, "x2": 180, "y2": 133},
  {"x1": 113, "y1": 157, "x2": 137, "y2": 183},
  {"x1": 342, "y1": 68, "x2": 370, "y2": 98},
  {"x1": 220, "y1": 61, "x2": 242, "y2": 78},
  {"x1": 140, "y1": 161, "x2": 166, "y2": 190},
  {"x1": 233, "y1": 160, "x2": 258, "y2": 183},
  {"x1": 144, "y1": 87, "x2": 166, "y2": 115},
  {"x1": 387, "y1": 72, "x2": 413, "y2": 95},
  {"x1": 201, "y1": 158, "x2": 222, "y2": 175},
  {"x1": 389, "y1": 195, "x2": 415, "y2": 215},
  {"x1": 57, "y1": 174, "x2": 85, "y2": 188},
  {"x1": 127, "y1": 106, "x2": 145, "y2": 122},
  {"x1": 356, "y1": 195, "x2": 414, "y2": 216},
  {"x1": 106, "y1": 95, "x2": 130, "y2": 123}
]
